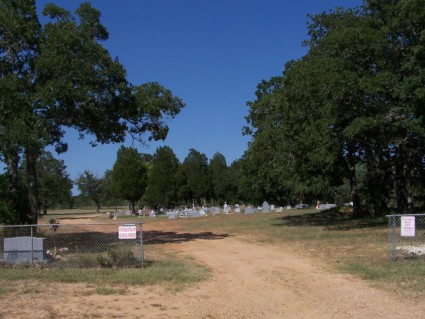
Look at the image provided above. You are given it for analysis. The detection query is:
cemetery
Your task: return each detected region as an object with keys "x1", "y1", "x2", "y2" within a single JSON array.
[
  {"x1": 1, "y1": 209, "x2": 424, "y2": 319},
  {"x1": 160, "y1": 201, "x2": 301, "y2": 219},
  {"x1": 1, "y1": 0, "x2": 425, "y2": 317}
]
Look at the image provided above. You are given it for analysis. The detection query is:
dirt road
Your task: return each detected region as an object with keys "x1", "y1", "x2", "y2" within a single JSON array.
[{"x1": 2, "y1": 221, "x2": 425, "y2": 318}]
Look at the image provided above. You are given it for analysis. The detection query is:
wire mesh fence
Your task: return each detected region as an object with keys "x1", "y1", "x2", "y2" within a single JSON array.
[
  {"x1": 387, "y1": 214, "x2": 425, "y2": 261},
  {"x1": 0, "y1": 222, "x2": 144, "y2": 268}
]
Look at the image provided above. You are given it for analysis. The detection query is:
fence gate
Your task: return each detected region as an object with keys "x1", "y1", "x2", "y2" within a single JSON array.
[{"x1": 0, "y1": 222, "x2": 144, "y2": 268}]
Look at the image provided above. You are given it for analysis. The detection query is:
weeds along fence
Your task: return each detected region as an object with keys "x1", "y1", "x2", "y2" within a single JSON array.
[
  {"x1": 0, "y1": 222, "x2": 144, "y2": 268},
  {"x1": 387, "y1": 214, "x2": 425, "y2": 262}
]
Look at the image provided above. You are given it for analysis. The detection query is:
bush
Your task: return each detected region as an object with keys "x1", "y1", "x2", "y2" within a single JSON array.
[{"x1": 97, "y1": 249, "x2": 140, "y2": 268}]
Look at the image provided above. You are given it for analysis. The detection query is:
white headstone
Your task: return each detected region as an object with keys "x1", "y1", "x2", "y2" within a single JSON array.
[{"x1": 262, "y1": 201, "x2": 270, "y2": 213}]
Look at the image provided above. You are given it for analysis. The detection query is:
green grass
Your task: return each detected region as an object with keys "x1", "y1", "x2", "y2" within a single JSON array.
[
  {"x1": 0, "y1": 243, "x2": 210, "y2": 296},
  {"x1": 0, "y1": 257, "x2": 209, "y2": 287},
  {"x1": 2, "y1": 208, "x2": 425, "y2": 298}
]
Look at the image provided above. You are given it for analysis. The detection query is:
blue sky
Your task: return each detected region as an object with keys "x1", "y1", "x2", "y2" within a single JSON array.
[{"x1": 36, "y1": 0, "x2": 362, "y2": 184}]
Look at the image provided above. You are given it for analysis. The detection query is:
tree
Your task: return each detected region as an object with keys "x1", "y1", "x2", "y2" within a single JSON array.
[
  {"x1": 100, "y1": 169, "x2": 118, "y2": 207},
  {"x1": 244, "y1": 76, "x2": 300, "y2": 205},
  {"x1": 244, "y1": 1, "x2": 425, "y2": 215},
  {"x1": 0, "y1": 1, "x2": 184, "y2": 224},
  {"x1": 182, "y1": 149, "x2": 210, "y2": 206},
  {"x1": 144, "y1": 146, "x2": 180, "y2": 209},
  {"x1": 209, "y1": 152, "x2": 228, "y2": 204},
  {"x1": 75, "y1": 171, "x2": 103, "y2": 213},
  {"x1": 174, "y1": 165, "x2": 192, "y2": 205},
  {"x1": 112, "y1": 146, "x2": 148, "y2": 213},
  {"x1": 36, "y1": 151, "x2": 73, "y2": 214},
  {"x1": 0, "y1": 172, "x2": 28, "y2": 224},
  {"x1": 301, "y1": 2, "x2": 425, "y2": 214}
]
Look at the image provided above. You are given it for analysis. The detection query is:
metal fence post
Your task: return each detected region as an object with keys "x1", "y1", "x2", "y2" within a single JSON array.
[
  {"x1": 388, "y1": 215, "x2": 397, "y2": 262},
  {"x1": 30, "y1": 225, "x2": 34, "y2": 266},
  {"x1": 140, "y1": 222, "x2": 144, "y2": 268}
]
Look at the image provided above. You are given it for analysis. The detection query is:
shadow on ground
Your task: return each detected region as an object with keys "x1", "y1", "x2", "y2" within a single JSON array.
[
  {"x1": 143, "y1": 230, "x2": 230, "y2": 245},
  {"x1": 273, "y1": 210, "x2": 387, "y2": 231}
]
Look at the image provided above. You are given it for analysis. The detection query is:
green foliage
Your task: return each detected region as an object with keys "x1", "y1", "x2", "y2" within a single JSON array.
[
  {"x1": 75, "y1": 171, "x2": 103, "y2": 213},
  {"x1": 144, "y1": 146, "x2": 180, "y2": 208},
  {"x1": 209, "y1": 152, "x2": 227, "y2": 204},
  {"x1": 112, "y1": 147, "x2": 148, "y2": 212},
  {"x1": 174, "y1": 165, "x2": 192, "y2": 205},
  {"x1": 0, "y1": 173, "x2": 29, "y2": 224},
  {"x1": 108, "y1": 249, "x2": 138, "y2": 267},
  {"x1": 99, "y1": 169, "x2": 119, "y2": 207},
  {"x1": 243, "y1": 1, "x2": 425, "y2": 213},
  {"x1": 35, "y1": 151, "x2": 73, "y2": 213},
  {"x1": 129, "y1": 83, "x2": 185, "y2": 142},
  {"x1": 0, "y1": 0, "x2": 184, "y2": 224},
  {"x1": 182, "y1": 149, "x2": 211, "y2": 205}
]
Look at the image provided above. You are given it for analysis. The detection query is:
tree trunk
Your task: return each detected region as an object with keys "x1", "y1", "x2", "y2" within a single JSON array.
[
  {"x1": 348, "y1": 163, "x2": 361, "y2": 216},
  {"x1": 392, "y1": 158, "x2": 412, "y2": 214},
  {"x1": 403, "y1": 162, "x2": 414, "y2": 213},
  {"x1": 95, "y1": 201, "x2": 100, "y2": 213},
  {"x1": 392, "y1": 163, "x2": 403, "y2": 213},
  {"x1": 25, "y1": 149, "x2": 39, "y2": 224}
]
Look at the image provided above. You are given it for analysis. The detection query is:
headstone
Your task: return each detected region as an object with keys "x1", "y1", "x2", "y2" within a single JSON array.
[
  {"x1": 210, "y1": 207, "x2": 220, "y2": 215},
  {"x1": 270, "y1": 204, "x2": 275, "y2": 211},
  {"x1": 4, "y1": 237, "x2": 46, "y2": 263},
  {"x1": 262, "y1": 201, "x2": 270, "y2": 213},
  {"x1": 276, "y1": 207, "x2": 283, "y2": 213},
  {"x1": 149, "y1": 210, "x2": 156, "y2": 217},
  {"x1": 318, "y1": 203, "x2": 336, "y2": 210},
  {"x1": 223, "y1": 202, "x2": 231, "y2": 214},
  {"x1": 188, "y1": 210, "x2": 202, "y2": 218},
  {"x1": 295, "y1": 204, "x2": 309, "y2": 209},
  {"x1": 244, "y1": 206, "x2": 255, "y2": 214},
  {"x1": 167, "y1": 211, "x2": 178, "y2": 219}
]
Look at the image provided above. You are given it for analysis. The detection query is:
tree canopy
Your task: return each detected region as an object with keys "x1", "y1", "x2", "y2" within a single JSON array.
[
  {"x1": 75, "y1": 170, "x2": 103, "y2": 213},
  {"x1": 112, "y1": 146, "x2": 148, "y2": 213},
  {"x1": 0, "y1": 0, "x2": 184, "y2": 223},
  {"x1": 243, "y1": 0, "x2": 425, "y2": 214},
  {"x1": 144, "y1": 146, "x2": 180, "y2": 209},
  {"x1": 182, "y1": 149, "x2": 211, "y2": 206},
  {"x1": 35, "y1": 151, "x2": 73, "y2": 214}
]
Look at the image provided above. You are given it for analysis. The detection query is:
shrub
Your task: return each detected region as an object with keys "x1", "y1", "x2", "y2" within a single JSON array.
[{"x1": 96, "y1": 249, "x2": 140, "y2": 268}]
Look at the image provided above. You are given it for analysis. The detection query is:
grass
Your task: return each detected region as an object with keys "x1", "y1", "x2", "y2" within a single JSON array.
[
  {"x1": 2, "y1": 208, "x2": 425, "y2": 298},
  {"x1": 0, "y1": 251, "x2": 210, "y2": 288},
  {"x1": 144, "y1": 209, "x2": 425, "y2": 298}
]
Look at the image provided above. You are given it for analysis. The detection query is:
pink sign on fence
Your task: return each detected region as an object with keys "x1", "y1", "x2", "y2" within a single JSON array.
[
  {"x1": 401, "y1": 216, "x2": 415, "y2": 237},
  {"x1": 118, "y1": 224, "x2": 137, "y2": 239}
]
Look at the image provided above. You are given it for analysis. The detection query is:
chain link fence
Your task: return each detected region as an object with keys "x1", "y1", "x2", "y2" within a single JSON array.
[
  {"x1": 387, "y1": 214, "x2": 425, "y2": 261},
  {"x1": 0, "y1": 222, "x2": 144, "y2": 268}
]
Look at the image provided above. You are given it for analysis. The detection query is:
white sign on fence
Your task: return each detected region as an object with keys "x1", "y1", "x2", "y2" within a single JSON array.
[
  {"x1": 118, "y1": 224, "x2": 137, "y2": 239},
  {"x1": 401, "y1": 216, "x2": 416, "y2": 237}
]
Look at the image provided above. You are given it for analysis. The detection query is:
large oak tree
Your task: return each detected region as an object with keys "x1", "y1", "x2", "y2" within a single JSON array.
[{"x1": 0, "y1": 1, "x2": 184, "y2": 223}]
